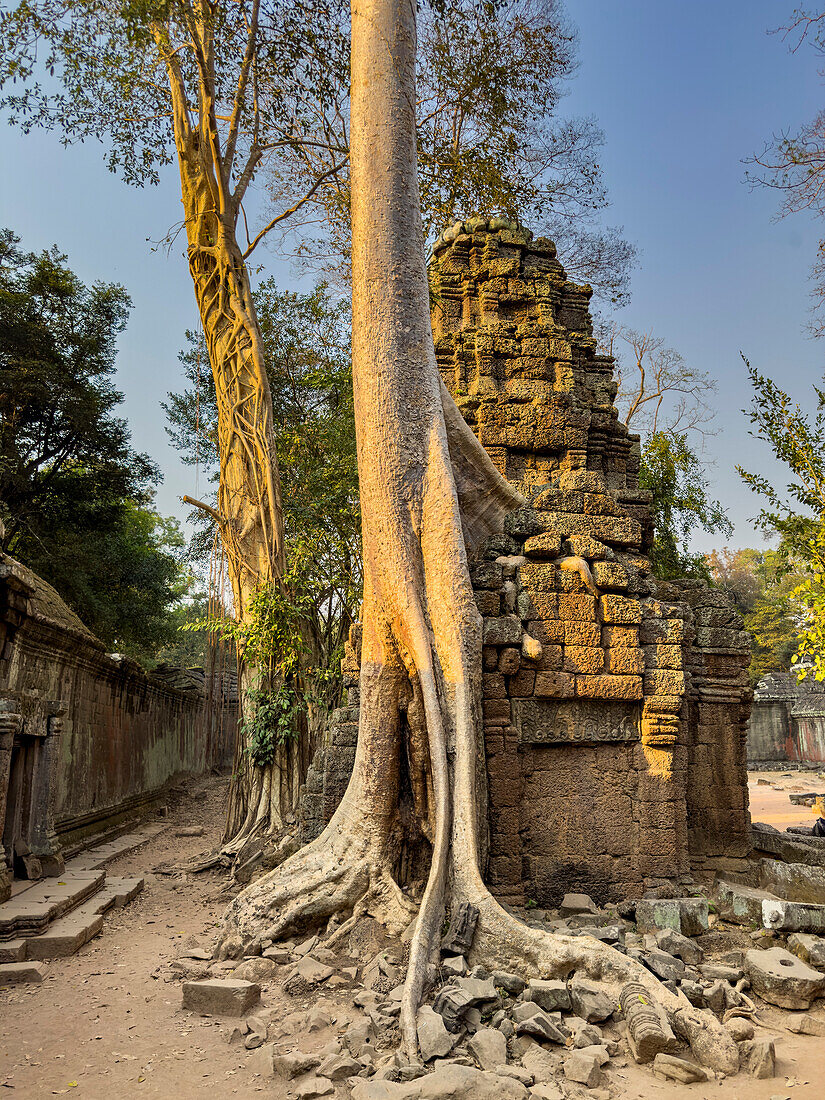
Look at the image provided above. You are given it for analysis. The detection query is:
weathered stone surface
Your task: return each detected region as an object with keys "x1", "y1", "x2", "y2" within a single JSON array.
[
  {"x1": 181, "y1": 979, "x2": 260, "y2": 1016},
  {"x1": 788, "y1": 932, "x2": 825, "y2": 967},
  {"x1": 785, "y1": 1011, "x2": 825, "y2": 1036},
  {"x1": 559, "y1": 892, "x2": 597, "y2": 916},
  {"x1": 635, "y1": 898, "x2": 709, "y2": 937},
  {"x1": 514, "y1": 1006, "x2": 566, "y2": 1044},
  {"x1": 350, "y1": 1064, "x2": 529, "y2": 1099},
  {"x1": 432, "y1": 986, "x2": 475, "y2": 1032},
  {"x1": 441, "y1": 903, "x2": 479, "y2": 956},
  {"x1": 468, "y1": 1027, "x2": 507, "y2": 1070},
  {"x1": 563, "y1": 1050, "x2": 601, "y2": 1087},
  {"x1": 739, "y1": 1038, "x2": 776, "y2": 1078},
  {"x1": 232, "y1": 956, "x2": 277, "y2": 982},
  {"x1": 526, "y1": 978, "x2": 570, "y2": 1012},
  {"x1": 745, "y1": 947, "x2": 825, "y2": 1009},
  {"x1": 568, "y1": 976, "x2": 615, "y2": 1022},
  {"x1": 762, "y1": 898, "x2": 825, "y2": 934},
  {"x1": 293, "y1": 1077, "x2": 334, "y2": 1098},
  {"x1": 0, "y1": 961, "x2": 46, "y2": 983},
  {"x1": 316, "y1": 1053, "x2": 361, "y2": 1080},
  {"x1": 417, "y1": 1006, "x2": 456, "y2": 1061},
  {"x1": 271, "y1": 1049, "x2": 322, "y2": 1079},
  {"x1": 717, "y1": 881, "x2": 780, "y2": 925},
  {"x1": 652, "y1": 1054, "x2": 707, "y2": 1084},
  {"x1": 654, "y1": 928, "x2": 703, "y2": 965},
  {"x1": 492, "y1": 970, "x2": 525, "y2": 996},
  {"x1": 620, "y1": 981, "x2": 673, "y2": 1063}
]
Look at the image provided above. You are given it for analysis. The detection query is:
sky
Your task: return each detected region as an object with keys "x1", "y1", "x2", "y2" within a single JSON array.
[{"x1": 1, "y1": 0, "x2": 823, "y2": 554}]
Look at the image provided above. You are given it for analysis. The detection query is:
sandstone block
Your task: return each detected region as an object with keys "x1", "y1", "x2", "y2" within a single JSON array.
[
  {"x1": 568, "y1": 976, "x2": 615, "y2": 1022},
  {"x1": 558, "y1": 594, "x2": 597, "y2": 621},
  {"x1": 483, "y1": 615, "x2": 523, "y2": 646},
  {"x1": 0, "y1": 961, "x2": 46, "y2": 984},
  {"x1": 181, "y1": 978, "x2": 260, "y2": 1016},
  {"x1": 591, "y1": 562, "x2": 629, "y2": 589},
  {"x1": 520, "y1": 562, "x2": 557, "y2": 591},
  {"x1": 417, "y1": 1005, "x2": 456, "y2": 1061},
  {"x1": 563, "y1": 1050, "x2": 601, "y2": 1087},
  {"x1": 762, "y1": 898, "x2": 825, "y2": 934},
  {"x1": 640, "y1": 618, "x2": 684, "y2": 645},
  {"x1": 523, "y1": 534, "x2": 562, "y2": 560},
  {"x1": 600, "y1": 595, "x2": 642, "y2": 624},
  {"x1": 563, "y1": 621, "x2": 600, "y2": 646},
  {"x1": 0, "y1": 939, "x2": 27, "y2": 964},
  {"x1": 717, "y1": 881, "x2": 780, "y2": 925},
  {"x1": 738, "y1": 1038, "x2": 775, "y2": 1078},
  {"x1": 468, "y1": 1027, "x2": 507, "y2": 1070},
  {"x1": 644, "y1": 670, "x2": 686, "y2": 696},
  {"x1": 527, "y1": 978, "x2": 571, "y2": 1012},
  {"x1": 635, "y1": 898, "x2": 709, "y2": 937},
  {"x1": 745, "y1": 947, "x2": 825, "y2": 1009},
  {"x1": 642, "y1": 644, "x2": 683, "y2": 670},
  {"x1": 567, "y1": 534, "x2": 615, "y2": 558},
  {"x1": 575, "y1": 674, "x2": 642, "y2": 700},
  {"x1": 605, "y1": 647, "x2": 644, "y2": 675},
  {"x1": 788, "y1": 932, "x2": 825, "y2": 967},
  {"x1": 564, "y1": 646, "x2": 604, "y2": 674},
  {"x1": 534, "y1": 672, "x2": 575, "y2": 698},
  {"x1": 786, "y1": 1011, "x2": 825, "y2": 1036}
]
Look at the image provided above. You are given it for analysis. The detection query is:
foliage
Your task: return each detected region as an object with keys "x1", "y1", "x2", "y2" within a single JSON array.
[
  {"x1": 166, "y1": 281, "x2": 360, "y2": 713},
  {"x1": 746, "y1": 8, "x2": 825, "y2": 335},
  {"x1": 707, "y1": 547, "x2": 800, "y2": 683},
  {"x1": 737, "y1": 357, "x2": 825, "y2": 679},
  {"x1": 241, "y1": 683, "x2": 307, "y2": 766},
  {"x1": 0, "y1": 229, "x2": 184, "y2": 656},
  {"x1": 639, "y1": 432, "x2": 732, "y2": 580}
]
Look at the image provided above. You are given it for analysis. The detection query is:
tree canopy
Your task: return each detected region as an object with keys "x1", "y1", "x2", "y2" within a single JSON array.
[{"x1": 0, "y1": 228, "x2": 183, "y2": 655}]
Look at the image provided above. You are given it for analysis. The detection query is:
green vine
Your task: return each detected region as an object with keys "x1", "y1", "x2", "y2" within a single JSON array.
[{"x1": 241, "y1": 682, "x2": 307, "y2": 766}]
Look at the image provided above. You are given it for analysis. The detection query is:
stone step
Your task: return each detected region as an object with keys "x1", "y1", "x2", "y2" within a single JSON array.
[
  {"x1": 63, "y1": 824, "x2": 165, "y2": 873},
  {"x1": 25, "y1": 909, "x2": 104, "y2": 960},
  {"x1": 0, "y1": 870, "x2": 105, "y2": 940},
  {"x1": 0, "y1": 961, "x2": 47, "y2": 984}
]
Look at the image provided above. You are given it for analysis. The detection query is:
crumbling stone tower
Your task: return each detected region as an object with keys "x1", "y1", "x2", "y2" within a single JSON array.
[
  {"x1": 302, "y1": 218, "x2": 753, "y2": 907},
  {"x1": 429, "y1": 217, "x2": 753, "y2": 905}
]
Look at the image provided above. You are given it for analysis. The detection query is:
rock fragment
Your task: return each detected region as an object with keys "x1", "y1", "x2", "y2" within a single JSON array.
[
  {"x1": 652, "y1": 1053, "x2": 707, "y2": 1084},
  {"x1": 745, "y1": 946, "x2": 825, "y2": 1009},
  {"x1": 739, "y1": 1038, "x2": 776, "y2": 1079},
  {"x1": 563, "y1": 1050, "x2": 601, "y2": 1087},
  {"x1": 468, "y1": 1027, "x2": 507, "y2": 1070},
  {"x1": 181, "y1": 978, "x2": 260, "y2": 1016},
  {"x1": 417, "y1": 1005, "x2": 456, "y2": 1061}
]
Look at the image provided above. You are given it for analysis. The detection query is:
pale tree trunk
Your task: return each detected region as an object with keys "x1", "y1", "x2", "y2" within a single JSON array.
[
  {"x1": 163, "y1": 37, "x2": 309, "y2": 848},
  {"x1": 215, "y1": 0, "x2": 738, "y2": 1074}
]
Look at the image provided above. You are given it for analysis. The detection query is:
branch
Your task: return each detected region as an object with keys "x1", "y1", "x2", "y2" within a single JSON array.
[
  {"x1": 225, "y1": 0, "x2": 261, "y2": 175},
  {"x1": 183, "y1": 494, "x2": 222, "y2": 525},
  {"x1": 242, "y1": 158, "x2": 348, "y2": 258}
]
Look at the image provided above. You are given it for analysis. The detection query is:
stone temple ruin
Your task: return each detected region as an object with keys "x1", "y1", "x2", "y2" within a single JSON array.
[{"x1": 302, "y1": 218, "x2": 755, "y2": 907}]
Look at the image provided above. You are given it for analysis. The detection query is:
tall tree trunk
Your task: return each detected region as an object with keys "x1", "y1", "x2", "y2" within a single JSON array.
[
  {"x1": 215, "y1": 0, "x2": 738, "y2": 1075},
  {"x1": 175, "y1": 126, "x2": 308, "y2": 847}
]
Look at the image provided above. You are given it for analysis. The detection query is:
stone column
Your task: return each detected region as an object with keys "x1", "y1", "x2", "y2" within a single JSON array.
[
  {"x1": 28, "y1": 708, "x2": 65, "y2": 877},
  {"x1": 0, "y1": 702, "x2": 22, "y2": 901}
]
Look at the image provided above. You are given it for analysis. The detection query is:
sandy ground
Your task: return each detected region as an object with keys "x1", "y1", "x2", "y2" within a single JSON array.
[
  {"x1": 1, "y1": 772, "x2": 824, "y2": 1099},
  {"x1": 748, "y1": 769, "x2": 825, "y2": 831}
]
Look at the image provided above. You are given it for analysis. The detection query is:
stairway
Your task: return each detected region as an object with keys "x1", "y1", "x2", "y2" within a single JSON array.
[{"x1": 0, "y1": 824, "x2": 163, "y2": 983}]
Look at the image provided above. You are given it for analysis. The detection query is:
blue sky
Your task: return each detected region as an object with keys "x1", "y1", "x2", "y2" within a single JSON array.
[{"x1": 1, "y1": 1, "x2": 822, "y2": 553}]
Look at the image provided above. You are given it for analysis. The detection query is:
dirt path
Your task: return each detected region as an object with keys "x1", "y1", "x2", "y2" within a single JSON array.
[
  {"x1": 748, "y1": 769, "x2": 825, "y2": 831},
  {"x1": 2, "y1": 773, "x2": 825, "y2": 1099},
  {"x1": 0, "y1": 775, "x2": 292, "y2": 1099}
]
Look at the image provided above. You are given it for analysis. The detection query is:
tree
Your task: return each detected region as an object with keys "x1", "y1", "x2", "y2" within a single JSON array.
[
  {"x1": 216, "y1": 0, "x2": 738, "y2": 1074},
  {"x1": 639, "y1": 432, "x2": 732, "y2": 580},
  {"x1": 747, "y1": 8, "x2": 825, "y2": 335},
  {"x1": 601, "y1": 323, "x2": 730, "y2": 577},
  {"x1": 738, "y1": 357, "x2": 825, "y2": 678},
  {"x1": 164, "y1": 280, "x2": 361, "y2": 836},
  {"x1": 0, "y1": 229, "x2": 182, "y2": 655},
  {"x1": 707, "y1": 547, "x2": 800, "y2": 682},
  {"x1": 266, "y1": 0, "x2": 635, "y2": 303}
]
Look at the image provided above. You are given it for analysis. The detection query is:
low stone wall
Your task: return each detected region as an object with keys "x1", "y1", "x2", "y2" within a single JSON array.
[
  {"x1": 0, "y1": 552, "x2": 235, "y2": 895},
  {"x1": 749, "y1": 674, "x2": 825, "y2": 766}
]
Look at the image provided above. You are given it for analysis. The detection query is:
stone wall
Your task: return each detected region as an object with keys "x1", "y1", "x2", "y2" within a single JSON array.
[
  {"x1": 749, "y1": 673, "x2": 825, "y2": 766},
  {"x1": 0, "y1": 551, "x2": 236, "y2": 898},
  {"x1": 300, "y1": 218, "x2": 753, "y2": 906}
]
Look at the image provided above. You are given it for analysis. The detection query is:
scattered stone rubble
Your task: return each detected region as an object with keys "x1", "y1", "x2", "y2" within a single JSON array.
[{"x1": 163, "y1": 870, "x2": 825, "y2": 1098}]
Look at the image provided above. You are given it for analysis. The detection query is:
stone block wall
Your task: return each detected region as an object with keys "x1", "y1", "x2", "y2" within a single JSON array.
[
  {"x1": 0, "y1": 551, "x2": 236, "y2": 897},
  {"x1": 749, "y1": 673, "x2": 825, "y2": 765}
]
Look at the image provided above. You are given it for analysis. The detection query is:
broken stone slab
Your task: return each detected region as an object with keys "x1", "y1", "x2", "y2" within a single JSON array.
[
  {"x1": 563, "y1": 1050, "x2": 601, "y2": 1088},
  {"x1": 568, "y1": 976, "x2": 615, "y2": 1022},
  {"x1": 233, "y1": 956, "x2": 278, "y2": 983},
  {"x1": 559, "y1": 893, "x2": 598, "y2": 917},
  {"x1": 417, "y1": 1006, "x2": 456, "y2": 1061},
  {"x1": 181, "y1": 978, "x2": 260, "y2": 1016},
  {"x1": 492, "y1": 971, "x2": 525, "y2": 996},
  {"x1": 269, "y1": 1049, "x2": 322, "y2": 1079},
  {"x1": 699, "y1": 963, "x2": 743, "y2": 983},
  {"x1": 441, "y1": 955, "x2": 469, "y2": 979},
  {"x1": 788, "y1": 932, "x2": 825, "y2": 967},
  {"x1": 513, "y1": 1005, "x2": 566, "y2": 1044},
  {"x1": 293, "y1": 1076, "x2": 334, "y2": 1098},
  {"x1": 745, "y1": 947, "x2": 825, "y2": 1010},
  {"x1": 526, "y1": 978, "x2": 570, "y2": 1012},
  {"x1": 468, "y1": 1027, "x2": 507, "y2": 1070},
  {"x1": 635, "y1": 897, "x2": 709, "y2": 937},
  {"x1": 0, "y1": 939, "x2": 26, "y2": 964},
  {"x1": 441, "y1": 903, "x2": 479, "y2": 957},
  {"x1": 454, "y1": 976, "x2": 499, "y2": 1007},
  {"x1": 527, "y1": 1086, "x2": 563, "y2": 1100},
  {"x1": 0, "y1": 961, "x2": 46, "y2": 984},
  {"x1": 316, "y1": 1052, "x2": 361, "y2": 1080},
  {"x1": 284, "y1": 955, "x2": 334, "y2": 990},
  {"x1": 739, "y1": 1038, "x2": 776, "y2": 1078},
  {"x1": 759, "y1": 857, "x2": 825, "y2": 905},
  {"x1": 640, "y1": 948, "x2": 685, "y2": 983},
  {"x1": 785, "y1": 1011, "x2": 825, "y2": 1036},
  {"x1": 717, "y1": 881, "x2": 781, "y2": 925},
  {"x1": 520, "y1": 1042, "x2": 560, "y2": 1084},
  {"x1": 652, "y1": 1053, "x2": 708, "y2": 1084},
  {"x1": 763, "y1": 898, "x2": 825, "y2": 934},
  {"x1": 350, "y1": 1064, "x2": 529, "y2": 1099},
  {"x1": 654, "y1": 928, "x2": 703, "y2": 965}
]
